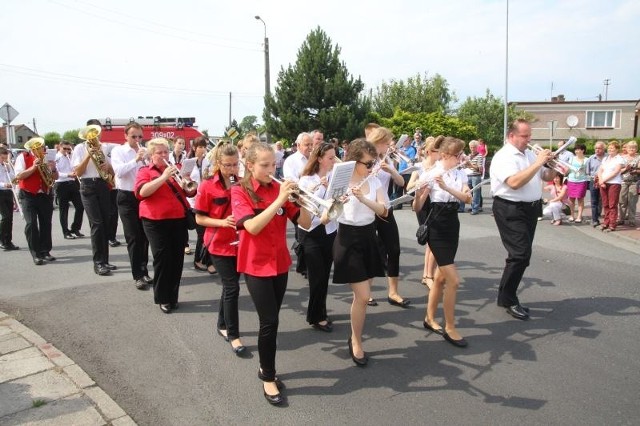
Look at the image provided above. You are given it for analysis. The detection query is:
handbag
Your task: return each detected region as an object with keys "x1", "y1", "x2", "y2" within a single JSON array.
[
  {"x1": 166, "y1": 180, "x2": 197, "y2": 230},
  {"x1": 415, "y1": 210, "x2": 432, "y2": 246}
]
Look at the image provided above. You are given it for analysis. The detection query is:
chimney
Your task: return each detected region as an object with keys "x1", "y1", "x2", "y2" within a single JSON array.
[
  {"x1": 551, "y1": 96, "x2": 558, "y2": 103},
  {"x1": 557, "y1": 94, "x2": 565, "y2": 102}
]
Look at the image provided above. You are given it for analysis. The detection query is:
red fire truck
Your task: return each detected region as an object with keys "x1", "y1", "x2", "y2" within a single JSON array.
[{"x1": 94, "y1": 116, "x2": 204, "y2": 149}]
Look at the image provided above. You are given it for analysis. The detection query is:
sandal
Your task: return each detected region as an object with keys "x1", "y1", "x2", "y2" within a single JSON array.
[
  {"x1": 568, "y1": 217, "x2": 575, "y2": 223},
  {"x1": 421, "y1": 276, "x2": 434, "y2": 286},
  {"x1": 367, "y1": 298, "x2": 378, "y2": 307},
  {"x1": 574, "y1": 218, "x2": 582, "y2": 223}
]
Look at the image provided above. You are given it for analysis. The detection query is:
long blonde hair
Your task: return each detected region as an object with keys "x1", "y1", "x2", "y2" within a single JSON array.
[{"x1": 240, "y1": 142, "x2": 273, "y2": 204}]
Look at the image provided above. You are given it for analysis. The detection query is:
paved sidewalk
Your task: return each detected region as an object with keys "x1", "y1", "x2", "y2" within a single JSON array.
[{"x1": 0, "y1": 311, "x2": 136, "y2": 425}]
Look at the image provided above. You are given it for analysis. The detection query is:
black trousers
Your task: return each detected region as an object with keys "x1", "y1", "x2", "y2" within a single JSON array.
[
  {"x1": 0, "y1": 190, "x2": 14, "y2": 245},
  {"x1": 492, "y1": 197, "x2": 541, "y2": 307},
  {"x1": 211, "y1": 254, "x2": 241, "y2": 340},
  {"x1": 19, "y1": 190, "x2": 53, "y2": 259},
  {"x1": 56, "y1": 180, "x2": 84, "y2": 235},
  {"x1": 375, "y1": 209, "x2": 401, "y2": 277},
  {"x1": 143, "y1": 218, "x2": 186, "y2": 305},
  {"x1": 80, "y1": 179, "x2": 110, "y2": 265},
  {"x1": 194, "y1": 222, "x2": 211, "y2": 265},
  {"x1": 117, "y1": 190, "x2": 149, "y2": 280},
  {"x1": 245, "y1": 273, "x2": 288, "y2": 382},
  {"x1": 299, "y1": 226, "x2": 335, "y2": 324},
  {"x1": 107, "y1": 189, "x2": 119, "y2": 241}
]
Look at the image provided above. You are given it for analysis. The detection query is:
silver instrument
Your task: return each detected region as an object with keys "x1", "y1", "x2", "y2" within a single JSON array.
[
  {"x1": 528, "y1": 137, "x2": 579, "y2": 175},
  {"x1": 269, "y1": 175, "x2": 336, "y2": 218},
  {"x1": 389, "y1": 163, "x2": 465, "y2": 207},
  {"x1": 163, "y1": 159, "x2": 198, "y2": 192},
  {"x1": 2, "y1": 161, "x2": 23, "y2": 218}
]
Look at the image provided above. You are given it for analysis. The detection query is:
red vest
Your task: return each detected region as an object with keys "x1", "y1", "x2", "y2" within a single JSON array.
[{"x1": 18, "y1": 153, "x2": 49, "y2": 194}]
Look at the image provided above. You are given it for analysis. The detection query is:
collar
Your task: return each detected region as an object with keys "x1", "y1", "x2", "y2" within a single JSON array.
[{"x1": 250, "y1": 176, "x2": 273, "y2": 192}]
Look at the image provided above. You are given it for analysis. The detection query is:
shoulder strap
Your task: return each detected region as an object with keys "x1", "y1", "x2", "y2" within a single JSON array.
[{"x1": 166, "y1": 179, "x2": 190, "y2": 213}]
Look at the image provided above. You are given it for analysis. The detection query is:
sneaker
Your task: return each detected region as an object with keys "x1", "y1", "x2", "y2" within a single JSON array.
[
  {"x1": 72, "y1": 231, "x2": 85, "y2": 238},
  {"x1": 135, "y1": 279, "x2": 150, "y2": 290},
  {"x1": 470, "y1": 211, "x2": 479, "y2": 215}
]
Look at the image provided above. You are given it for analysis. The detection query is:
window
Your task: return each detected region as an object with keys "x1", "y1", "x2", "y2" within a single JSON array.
[{"x1": 586, "y1": 110, "x2": 615, "y2": 128}]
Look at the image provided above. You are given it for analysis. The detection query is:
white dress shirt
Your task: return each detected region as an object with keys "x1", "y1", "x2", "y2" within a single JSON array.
[
  {"x1": 283, "y1": 151, "x2": 308, "y2": 181},
  {"x1": 55, "y1": 152, "x2": 75, "y2": 183},
  {"x1": 0, "y1": 162, "x2": 14, "y2": 190},
  {"x1": 71, "y1": 143, "x2": 111, "y2": 179},
  {"x1": 111, "y1": 143, "x2": 144, "y2": 191},
  {"x1": 490, "y1": 143, "x2": 544, "y2": 202}
]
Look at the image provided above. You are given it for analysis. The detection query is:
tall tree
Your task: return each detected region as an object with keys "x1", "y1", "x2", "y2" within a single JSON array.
[
  {"x1": 456, "y1": 89, "x2": 530, "y2": 145},
  {"x1": 263, "y1": 27, "x2": 369, "y2": 141},
  {"x1": 62, "y1": 129, "x2": 82, "y2": 145},
  {"x1": 371, "y1": 72, "x2": 456, "y2": 118},
  {"x1": 43, "y1": 131, "x2": 61, "y2": 148}
]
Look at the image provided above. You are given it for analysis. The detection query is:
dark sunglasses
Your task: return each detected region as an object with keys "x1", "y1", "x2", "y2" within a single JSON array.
[
  {"x1": 130, "y1": 135, "x2": 144, "y2": 139},
  {"x1": 357, "y1": 160, "x2": 375, "y2": 169}
]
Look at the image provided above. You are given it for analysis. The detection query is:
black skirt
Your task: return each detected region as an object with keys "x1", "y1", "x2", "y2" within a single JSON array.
[
  {"x1": 332, "y1": 222, "x2": 385, "y2": 284},
  {"x1": 427, "y1": 202, "x2": 460, "y2": 266}
]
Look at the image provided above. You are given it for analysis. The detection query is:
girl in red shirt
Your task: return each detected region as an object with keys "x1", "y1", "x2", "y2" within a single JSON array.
[
  {"x1": 194, "y1": 143, "x2": 246, "y2": 356},
  {"x1": 231, "y1": 142, "x2": 311, "y2": 405}
]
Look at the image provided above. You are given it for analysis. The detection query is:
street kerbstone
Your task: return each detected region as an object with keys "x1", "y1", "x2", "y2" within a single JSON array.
[
  {"x1": 0, "y1": 369, "x2": 78, "y2": 417},
  {"x1": 20, "y1": 329, "x2": 47, "y2": 346},
  {"x1": 111, "y1": 415, "x2": 138, "y2": 426},
  {"x1": 0, "y1": 347, "x2": 54, "y2": 384},
  {"x1": 0, "y1": 311, "x2": 8, "y2": 320},
  {"x1": 0, "y1": 326, "x2": 13, "y2": 337},
  {"x1": 0, "y1": 335, "x2": 31, "y2": 355},
  {"x1": 38, "y1": 343, "x2": 75, "y2": 368},
  {"x1": 84, "y1": 386, "x2": 126, "y2": 421},
  {"x1": 0, "y1": 318, "x2": 28, "y2": 334},
  {"x1": 0, "y1": 394, "x2": 106, "y2": 426},
  {"x1": 63, "y1": 363, "x2": 95, "y2": 388}
]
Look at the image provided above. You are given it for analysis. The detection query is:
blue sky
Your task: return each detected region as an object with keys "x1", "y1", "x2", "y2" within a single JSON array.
[{"x1": 1, "y1": 0, "x2": 638, "y2": 137}]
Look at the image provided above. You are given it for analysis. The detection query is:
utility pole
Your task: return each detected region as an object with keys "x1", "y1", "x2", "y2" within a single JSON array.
[
  {"x1": 603, "y1": 78, "x2": 611, "y2": 101},
  {"x1": 503, "y1": 0, "x2": 509, "y2": 143},
  {"x1": 255, "y1": 15, "x2": 271, "y2": 143},
  {"x1": 228, "y1": 92, "x2": 232, "y2": 127}
]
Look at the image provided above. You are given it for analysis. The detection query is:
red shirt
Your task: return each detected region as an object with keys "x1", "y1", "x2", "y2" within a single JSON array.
[
  {"x1": 231, "y1": 177, "x2": 299, "y2": 276},
  {"x1": 194, "y1": 172, "x2": 237, "y2": 257},
  {"x1": 18, "y1": 153, "x2": 49, "y2": 194},
  {"x1": 135, "y1": 164, "x2": 188, "y2": 220}
]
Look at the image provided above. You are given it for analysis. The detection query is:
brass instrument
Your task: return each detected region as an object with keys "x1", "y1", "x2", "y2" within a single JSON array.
[
  {"x1": 163, "y1": 159, "x2": 198, "y2": 192},
  {"x1": 2, "y1": 160, "x2": 23, "y2": 217},
  {"x1": 269, "y1": 175, "x2": 336, "y2": 218},
  {"x1": 528, "y1": 143, "x2": 579, "y2": 176},
  {"x1": 78, "y1": 125, "x2": 115, "y2": 186},
  {"x1": 24, "y1": 137, "x2": 55, "y2": 189}
]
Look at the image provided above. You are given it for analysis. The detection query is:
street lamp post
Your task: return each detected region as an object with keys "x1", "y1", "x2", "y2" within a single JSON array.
[{"x1": 255, "y1": 15, "x2": 271, "y2": 143}]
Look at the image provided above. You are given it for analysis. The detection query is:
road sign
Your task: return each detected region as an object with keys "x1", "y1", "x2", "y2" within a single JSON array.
[
  {"x1": 0, "y1": 103, "x2": 19, "y2": 124},
  {"x1": 226, "y1": 127, "x2": 238, "y2": 139}
]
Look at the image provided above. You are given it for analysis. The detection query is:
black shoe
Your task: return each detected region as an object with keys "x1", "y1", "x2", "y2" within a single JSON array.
[
  {"x1": 159, "y1": 304, "x2": 172, "y2": 314},
  {"x1": 193, "y1": 262, "x2": 208, "y2": 272},
  {"x1": 94, "y1": 264, "x2": 111, "y2": 276},
  {"x1": 170, "y1": 302, "x2": 179, "y2": 310},
  {"x1": 2, "y1": 243, "x2": 19, "y2": 251},
  {"x1": 423, "y1": 320, "x2": 444, "y2": 335},
  {"x1": 42, "y1": 254, "x2": 56, "y2": 262},
  {"x1": 63, "y1": 233, "x2": 76, "y2": 239},
  {"x1": 103, "y1": 263, "x2": 117, "y2": 271},
  {"x1": 258, "y1": 369, "x2": 285, "y2": 390},
  {"x1": 217, "y1": 328, "x2": 229, "y2": 342},
  {"x1": 230, "y1": 341, "x2": 247, "y2": 356},
  {"x1": 505, "y1": 305, "x2": 530, "y2": 320},
  {"x1": 135, "y1": 279, "x2": 149, "y2": 290},
  {"x1": 33, "y1": 257, "x2": 44, "y2": 266},
  {"x1": 142, "y1": 275, "x2": 153, "y2": 284},
  {"x1": 388, "y1": 297, "x2": 411, "y2": 308},
  {"x1": 312, "y1": 322, "x2": 333, "y2": 332},
  {"x1": 108, "y1": 239, "x2": 122, "y2": 247},
  {"x1": 348, "y1": 337, "x2": 368, "y2": 366},
  {"x1": 72, "y1": 231, "x2": 85, "y2": 238},
  {"x1": 263, "y1": 386, "x2": 284, "y2": 406},
  {"x1": 498, "y1": 302, "x2": 529, "y2": 313},
  {"x1": 443, "y1": 332, "x2": 468, "y2": 348},
  {"x1": 367, "y1": 298, "x2": 378, "y2": 307}
]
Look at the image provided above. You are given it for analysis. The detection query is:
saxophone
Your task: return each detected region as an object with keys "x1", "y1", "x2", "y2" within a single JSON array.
[
  {"x1": 25, "y1": 137, "x2": 55, "y2": 189},
  {"x1": 78, "y1": 125, "x2": 115, "y2": 186}
]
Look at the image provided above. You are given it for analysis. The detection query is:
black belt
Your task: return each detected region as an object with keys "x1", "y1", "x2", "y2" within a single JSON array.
[
  {"x1": 494, "y1": 196, "x2": 541, "y2": 207},
  {"x1": 81, "y1": 177, "x2": 103, "y2": 181},
  {"x1": 431, "y1": 201, "x2": 460, "y2": 211}
]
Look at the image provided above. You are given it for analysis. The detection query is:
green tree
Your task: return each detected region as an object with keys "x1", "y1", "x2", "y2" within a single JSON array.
[
  {"x1": 456, "y1": 89, "x2": 532, "y2": 146},
  {"x1": 238, "y1": 115, "x2": 258, "y2": 135},
  {"x1": 43, "y1": 131, "x2": 61, "y2": 148},
  {"x1": 371, "y1": 73, "x2": 456, "y2": 118},
  {"x1": 263, "y1": 27, "x2": 369, "y2": 141},
  {"x1": 375, "y1": 109, "x2": 477, "y2": 142},
  {"x1": 62, "y1": 129, "x2": 82, "y2": 145}
]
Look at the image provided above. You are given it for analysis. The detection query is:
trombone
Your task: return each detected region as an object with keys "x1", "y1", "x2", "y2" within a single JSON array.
[
  {"x1": 163, "y1": 159, "x2": 198, "y2": 192},
  {"x1": 269, "y1": 175, "x2": 336, "y2": 218}
]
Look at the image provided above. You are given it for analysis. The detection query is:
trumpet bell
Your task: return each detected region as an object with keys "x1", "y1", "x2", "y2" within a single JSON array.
[
  {"x1": 79, "y1": 124, "x2": 102, "y2": 141},
  {"x1": 25, "y1": 137, "x2": 45, "y2": 150}
]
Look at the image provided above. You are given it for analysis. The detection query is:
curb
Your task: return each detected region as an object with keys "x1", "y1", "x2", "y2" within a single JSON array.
[{"x1": 0, "y1": 311, "x2": 136, "y2": 425}]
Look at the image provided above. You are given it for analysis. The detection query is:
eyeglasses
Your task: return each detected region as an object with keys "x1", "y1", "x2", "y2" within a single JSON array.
[
  {"x1": 220, "y1": 163, "x2": 239, "y2": 169},
  {"x1": 357, "y1": 160, "x2": 375, "y2": 169},
  {"x1": 130, "y1": 135, "x2": 144, "y2": 139}
]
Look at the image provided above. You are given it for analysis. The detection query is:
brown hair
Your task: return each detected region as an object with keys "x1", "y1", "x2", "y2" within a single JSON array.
[
  {"x1": 209, "y1": 142, "x2": 239, "y2": 176},
  {"x1": 124, "y1": 122, "x2": 142, "y2": 135},
  {"x1": 302, "y1": 142, "x2": 335, "y2": 176},
  {"x1": 508, "y1": 118, "x2": 530, "y2": 135},
  {"x1": 240, "y1": 142, "x2": 273, "y2": 204},
  {"x1": 345, "y1": 138, "x2": 377, "y2": 162},
  {"x1": 435, "y1": 136, "x2": 464, "y2": 156},
  {"x1": 367, "y1": 127, "x2": 394, "y2": 146}
]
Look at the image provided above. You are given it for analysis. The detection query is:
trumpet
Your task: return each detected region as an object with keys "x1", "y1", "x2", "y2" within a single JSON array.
[
  {"x1": 389, "y1": 149, "x2": 413, "y2": 165},
  {"x1": 528, "y1": 144, "x2": 579, "y2": 175},
  {"x1": 269, "y1": 175, "x2": 337, "y2": 218},
  {"x1": 163, "y1": 159, "x2": 198, "y2": 192}
]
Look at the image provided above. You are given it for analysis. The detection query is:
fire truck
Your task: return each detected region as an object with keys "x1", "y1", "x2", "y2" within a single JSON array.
[{"x1": 94, "y1": 116, "x2": 204, "y2": 149}]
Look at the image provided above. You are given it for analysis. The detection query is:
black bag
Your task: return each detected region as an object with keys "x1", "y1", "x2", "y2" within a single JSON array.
[
  {"x1": 184, "y1": 209, "x2": 197, "y2": 230},
  {"x1": 416, "y1": 224, "x2": 429, "y2": 246}
]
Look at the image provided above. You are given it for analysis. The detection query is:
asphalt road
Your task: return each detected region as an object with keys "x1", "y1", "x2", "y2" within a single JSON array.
[{"x1": 1, "y1": 191, "x2": 639, "y2": 425}]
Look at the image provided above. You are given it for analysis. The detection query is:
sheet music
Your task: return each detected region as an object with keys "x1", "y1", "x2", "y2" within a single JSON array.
[
  {"x1": 400, "y1": 164, "x2": 421, "y2": 175},
  {"x1": 45, "y1": 149, "x2": 57, "y2": 162},
  {"x1": 180, "y1": 158, "x2": 197, "y2": 177},
  {"x1": 325, "y1": 160, "x2": 355, "y2": 200}
]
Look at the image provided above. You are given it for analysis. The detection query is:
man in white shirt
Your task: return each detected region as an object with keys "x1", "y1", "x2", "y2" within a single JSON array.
[
  {"x1": 55, "y1": 141, "x2": 84, "y2": 239},
  {"x1": 0, "y1": 146, "x2": 19, "y2": 251},
  {"x1": 310, "y1": 130, "x2": 324, "y2": 150},
  {"x1": 111, "y1": 122, "x2": 151, "y2": 289},
  {"x1": 490, "y1": 119, "x2": 554, "y2": 320}
]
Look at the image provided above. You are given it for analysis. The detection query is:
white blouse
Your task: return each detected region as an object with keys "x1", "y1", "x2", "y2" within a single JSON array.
[
  {"x1": 337, "y1": 176, "x2": 383, "y2": 226},
  {"x1": 420, "y1": 161, "x2": 466, "y2": 203},
  {"x1": 298, "y1": 174, "x2": 337, "y2": 234},
  {"x1": 600, "y1": 154, "x2": 625, "y2": 184}
]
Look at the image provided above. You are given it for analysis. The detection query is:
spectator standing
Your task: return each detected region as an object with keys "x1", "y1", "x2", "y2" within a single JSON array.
[
  {"x1": 565, "y1": 143, "x2": 589, "y2": 223},
  {"x1": 619, "y1": 141, "x2": 639, "y2": 226},
  {"x1": 586, "y1": 141, "x2": 606, "y2": 227},
  {"x1": 466, "y1": 140, "x2": 484, "y2": 215},
  {"x1": 596, "y1": 141, "x2": 624, "y2": 232}
]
